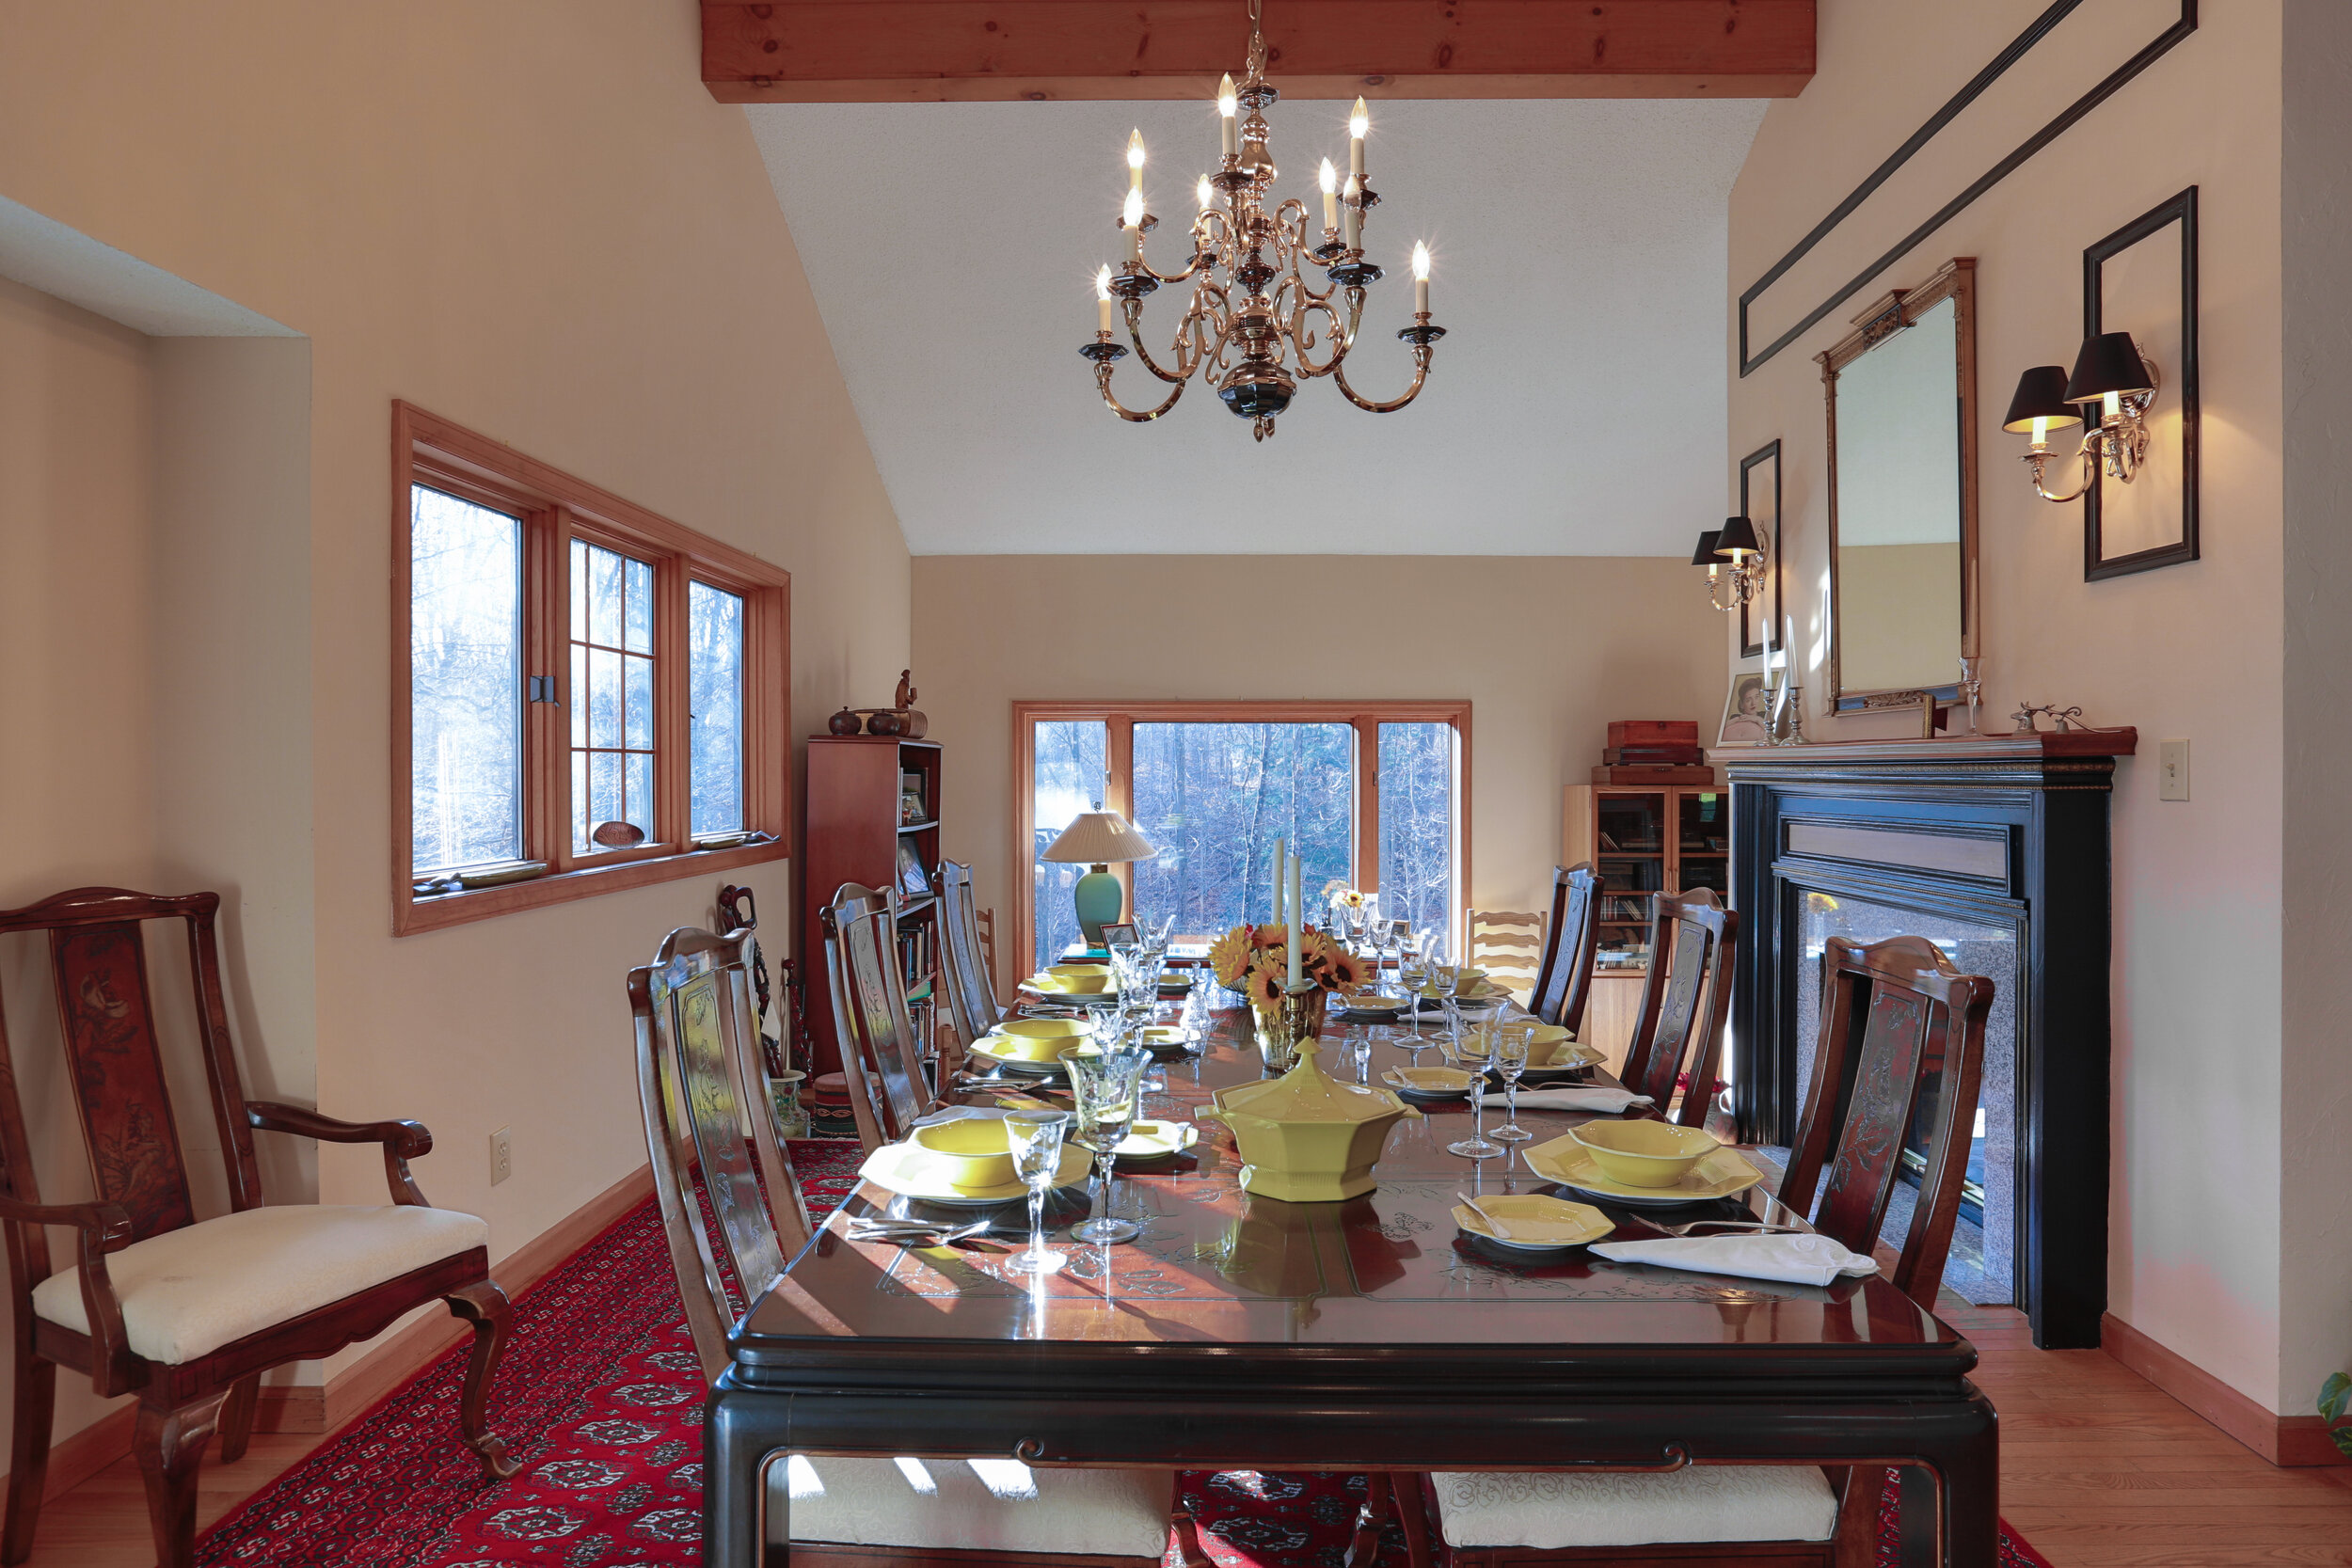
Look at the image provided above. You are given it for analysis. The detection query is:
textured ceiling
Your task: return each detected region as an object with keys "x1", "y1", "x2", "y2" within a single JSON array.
[{"x1": 746, "y1": 97, "x2": 1764, "y2": 556}]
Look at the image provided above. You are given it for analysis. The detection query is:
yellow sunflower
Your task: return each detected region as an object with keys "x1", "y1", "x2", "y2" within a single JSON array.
[
  {"x1": 1207, "y1": 926, "x2": 1254, "y2": 989},
  {"x1": 1249, "y1": 921, "x2": 1289, "y2": 951},
  {"x1": 1244, "y1": 953, "x2": 1288, "y2": 1009},
  {"x1": 1319, "y1": 945, "x2": 1368, "y2": 992}
]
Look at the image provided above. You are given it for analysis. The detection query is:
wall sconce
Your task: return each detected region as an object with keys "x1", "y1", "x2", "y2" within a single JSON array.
[
  {"x1": 1692, "y1": 515, "x2": 1767, "y2": 610},
  {"x1": 2004, "y1": 330, "x2": 2158, "y2": 503}
]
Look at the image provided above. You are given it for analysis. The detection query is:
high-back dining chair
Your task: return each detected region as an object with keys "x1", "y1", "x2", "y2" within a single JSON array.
[
  {"x1": 976, "y1": 906, "x2": 999, "y2": 990},
  {"x1": 1464, "y1": 907, "x2": 1546, "y2": 1001},
  {"x1": 1390, "y1": 931, "x2": 1995, "y2": 1568},
  {"x1": 628, "y1": 924, "x2": 1202, "y2": 1566},
  {"x1": 935, "y1": 861, "x2": 1003, "y2": 1049},
  {"x1": 1616, "y1": 888, "x2": 1739, "y2": 1127},
  {"x1": 0, "y1": 888, "x2": 516, "y2": 1568},
  {"x1": 819, "y1": 882, "x2": 933, "y2": 1150},
  {"x1": 1523, "y1": 864, "x2": 1603, "y2": 1037}
]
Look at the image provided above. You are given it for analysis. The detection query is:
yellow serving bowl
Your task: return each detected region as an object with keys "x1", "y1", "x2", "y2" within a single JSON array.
[
  {"x1": 910, "y1": 1117, "x2": 1016, "y2": 1190},
  {"x1": 1568, "y1": 1120, "x2": 1722, "y2": 1188},
  {"x1": 1198, "y1": 1040, "x2": 1420, "y2": 1203},
  {"x1": 995, "y1": 1017, "x2": 1090, "y2": 1042}
]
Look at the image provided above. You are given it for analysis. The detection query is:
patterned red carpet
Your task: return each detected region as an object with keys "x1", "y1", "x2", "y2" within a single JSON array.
[{"x1": 194, "y1": 1141, "x2": 2047, "y2": 1566}]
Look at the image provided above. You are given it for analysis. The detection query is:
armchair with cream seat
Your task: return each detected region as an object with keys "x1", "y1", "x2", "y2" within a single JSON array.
[
  {"x1": 628, "y1": 920, "x2": 1207, "y2": 1565},
  {"x1": 0, "y1": 888, "x2": 515, "y2": 1568}
]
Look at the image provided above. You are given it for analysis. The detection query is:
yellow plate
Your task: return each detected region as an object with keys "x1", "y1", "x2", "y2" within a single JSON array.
[
  {"x1": 1383, "y1": 1065, "x2": 1477, "y2": 1096},
  {"x1": 1524, "y1": 1135, "x2": 1764, "y2": 1208},
  {"x1": 1535, "y1": 1040, "x2": 1606, "y2": 1070},
  {"x1": 1452, "y1": 1194, "x2": 1614, "y2": 1250},
  {"x1": 859, "y1": 1140, "x2": 1091, "y2": 1205},
  {"x1": 1341, "y1": 993, "x2": 1409, "y2": 1014},
  {"x1": 1113, "y1": 1119, "x2": 1199, "y2": 1160}
]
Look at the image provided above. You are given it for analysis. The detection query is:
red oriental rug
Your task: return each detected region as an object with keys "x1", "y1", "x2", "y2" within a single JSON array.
[{"x1": 195, "y1": 1141, "x2": 2047, "y2": 1567}]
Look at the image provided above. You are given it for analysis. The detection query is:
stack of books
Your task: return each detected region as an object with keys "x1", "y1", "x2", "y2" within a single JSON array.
[{"x1": 1593, "y1": 721, "x2": 1714, "y2": 784}]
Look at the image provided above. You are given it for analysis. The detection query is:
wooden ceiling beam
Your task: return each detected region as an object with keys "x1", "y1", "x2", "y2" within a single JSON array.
[{"x1": 703, "y1": 0, "x2": 1814, "y2": 103}]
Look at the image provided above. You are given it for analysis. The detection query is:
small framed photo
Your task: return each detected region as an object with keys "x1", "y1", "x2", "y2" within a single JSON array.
[
  {"x1": 1718, "y1": 670, "x2": 1775, "y2": 747},
  {"x1": 896, "y1": 841, "x2": 932, "y2": 899},
  {"x1": 1098, "y1": 922, "x2": 1139, "y2": 949}
]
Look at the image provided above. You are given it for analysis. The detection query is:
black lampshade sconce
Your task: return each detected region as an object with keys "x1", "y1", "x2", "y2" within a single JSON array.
[
  {"x1": 2006, "y1": 329, "x2": 2158, "y2": 503},
  {"x1": 1692, "y1": 516, "x2": 1766, "y2": 611}
]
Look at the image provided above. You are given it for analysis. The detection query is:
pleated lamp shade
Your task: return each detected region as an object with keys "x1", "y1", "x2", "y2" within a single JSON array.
[
  {"x1": 1042, "y1": 811, "x2": 1157, "y2": 866},
  {"x1": 2063, "y1": 332, "x2": 2154, "y2": 403},
  {"x1": 2002, "y1": 365, "x2": 2083, "y2": 433},
  {"x1": 1711, "y1": 515, "x2": 1762, "y2": 561},
  {"x1": 1690, "y1": 529, "x2": 1723, "y2": 566}
]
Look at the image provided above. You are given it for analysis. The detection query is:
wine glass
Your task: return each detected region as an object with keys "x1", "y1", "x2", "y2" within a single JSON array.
[
  {"x1": 1489, "y1": 1020, "x2": 1534, "y2": 1143},
  {"x1": 1003, "y1": 1109, "x2": 1071, "y2": 1275},
  {"x1": 1448, "y1": 1076, "x2": 1503, "y2": 1161},
  {"x1": 1345, "y1": 1025, "x2": 1374, "y2": 1085},
  {"x1": 1067, "y1": 1048, "x2": 1149, "y2": 1244}
]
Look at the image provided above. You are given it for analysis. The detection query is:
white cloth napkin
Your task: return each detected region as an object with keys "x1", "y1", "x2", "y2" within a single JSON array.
[
  {"x1": 1508, "y1": 1086, "x2": 1653, "y2": 1114},
  {"x1": 1589, "y1": 1233, "x2": 1879, "y2": 1288}
]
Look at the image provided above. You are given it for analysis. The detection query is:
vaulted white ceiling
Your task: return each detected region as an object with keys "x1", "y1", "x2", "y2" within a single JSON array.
[{"x1": 746, "y1": 97, "x2": 1764, "y2": 557}]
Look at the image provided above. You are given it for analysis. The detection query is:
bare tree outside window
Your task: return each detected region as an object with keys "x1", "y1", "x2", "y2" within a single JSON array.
[{"x1": 410, "y1": 486, "x2": 522, "y2": 873}]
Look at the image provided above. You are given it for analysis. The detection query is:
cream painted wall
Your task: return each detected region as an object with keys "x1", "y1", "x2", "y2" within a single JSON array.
[
  {"x1": 1728, "y1": 1, "x2": 2299, "y2": 1408},
  {"x1": 0, "y1": 0, "x2": 911, "y2": 1456},
  {"x1": 912, "y1": 555, "x2": 1725, "y2": 975}
]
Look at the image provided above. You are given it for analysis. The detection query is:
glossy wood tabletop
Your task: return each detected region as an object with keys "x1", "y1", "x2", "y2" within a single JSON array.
[{"x1": 737, "y1": 996, "x2": 1965, "y2": 1372}]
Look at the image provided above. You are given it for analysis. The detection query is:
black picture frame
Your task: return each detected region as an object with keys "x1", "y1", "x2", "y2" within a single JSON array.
[
  {"x1": 2083, "y1": 186, "x2": 2200, "y2": 580},
  {"x1": 896, "y1": 841, "x2": 931, "y2": 899},
  {"x1": 1737, "y1": 440, "x2": 1783, "y2": 660}
]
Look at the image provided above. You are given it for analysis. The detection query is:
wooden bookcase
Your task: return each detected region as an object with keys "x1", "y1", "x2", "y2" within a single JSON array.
[
  {"x1": 1561, "y1": 780, "x2": 1728, "y2": 1072},
  {"x1": 801, "y1": 736, "x2": 943, "y2": 1079}
]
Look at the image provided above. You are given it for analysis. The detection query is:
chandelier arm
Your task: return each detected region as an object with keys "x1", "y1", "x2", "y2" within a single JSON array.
[
  {"x1": 1121, "y1": 303, "x2": 1195, "y2": 385},
  {"x1": 1095, "y1": 362, "x2": 1188, "y2": 422},
  {"x1": 1288, "y1": 298, "x2": 1349, "y2": 377},
  {"x1": 1330, "y1": 345, "x2": 1434, "y2": 414}
]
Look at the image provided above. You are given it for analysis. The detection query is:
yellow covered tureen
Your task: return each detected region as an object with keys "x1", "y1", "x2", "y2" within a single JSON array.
[{"x1": 1197, "y1": 1039, "x2": 1420, "y2": 1202}]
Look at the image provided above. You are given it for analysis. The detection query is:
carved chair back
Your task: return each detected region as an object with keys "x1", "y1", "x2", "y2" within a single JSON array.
[
  {"x1": 0, "y1": 889, "x2": 264, "y2": 1276},
  {"x1": 819, "y1": 882, "x2": 931, "y2": 1149},
  {"x1": 936, "y1": 861, "x2": 1003, "y2": 1049},
  {"x1": 628, "y1": 925, "x2": 813, "y2": 1383},
  {"x1": 1779, "y1": 934, "x2": 1993, "y2": 1307},
  {"x1": 1524, "y1": 863, "x2": 1603, "y2": 1036},
  {"x1": 976, "y1": 906, "x2": 998, "y2": 988},
  {"x1": 1463, "y1": 908, "x2": 1544, "y2": 1001},
  {"x1": 1617, "y1": 888, "x2": 1739, "y2": 1128}
]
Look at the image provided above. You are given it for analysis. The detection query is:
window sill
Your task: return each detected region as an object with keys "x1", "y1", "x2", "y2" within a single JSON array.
[{"x1": 393, "y1": 836, "x2": 786, "y2": 936}]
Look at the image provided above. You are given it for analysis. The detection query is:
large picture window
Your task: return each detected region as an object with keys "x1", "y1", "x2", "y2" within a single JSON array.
[
  {"x1": 1015, "y1": 703, "x2": 1468, "y2": 978},
  {"x1": 393, "y1": 403, "x2": 789, "y2": 934}
]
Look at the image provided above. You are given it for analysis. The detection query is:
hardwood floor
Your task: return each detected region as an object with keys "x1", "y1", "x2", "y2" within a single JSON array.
[{"x1": 19, "y1": 1305, "x2": 2352, "y2": 1566}]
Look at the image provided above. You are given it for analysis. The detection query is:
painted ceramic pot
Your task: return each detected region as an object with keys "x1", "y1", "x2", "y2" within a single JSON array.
[{"x1": 827, "y1": 708, "x2": 862, "y2": 736}]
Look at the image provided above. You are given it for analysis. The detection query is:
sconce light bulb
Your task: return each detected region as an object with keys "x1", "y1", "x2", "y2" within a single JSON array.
[
  {"x1": 1122, "y1": 187, "x2": 1146, "y2": 230},
  {"x1": 1218, "y1": 74, "x2": 1238, "y2": 119},
  {"x1": 2103, "y1": 390, "x2": 2121, "y2": 421},
  {"x1": 1127, "y1": 129, "x2": 1147, "y2": 172},
  {"x1": 1318, "y1": 157, "x2": 1338, "y2": 196},
  {"x1": 1095, "y1": 263, "x2": 1113, "y2": 301},
  {"x1": 2030, "y1": 415, "x2": 2049, "y2": 446},
  {"x1": 1349, "y1": 97, "x2": 1370, "y2": 140},
  {"x1": 1411, "y1": 241, "x2": 1432, "y2": 281}
]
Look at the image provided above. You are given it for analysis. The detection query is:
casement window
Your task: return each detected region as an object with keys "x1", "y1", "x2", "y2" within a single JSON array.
[
  {"x1": 1014, "y1": 702, "x2": 1469, "y2": 977},
  {"x1": 393, "y1": 403, "x2": 788, "y2": 934}
]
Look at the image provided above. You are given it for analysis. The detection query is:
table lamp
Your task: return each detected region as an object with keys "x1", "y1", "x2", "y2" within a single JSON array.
[{"x1": 1041, "y1": 810, "x2": 1156, "y2": 947}]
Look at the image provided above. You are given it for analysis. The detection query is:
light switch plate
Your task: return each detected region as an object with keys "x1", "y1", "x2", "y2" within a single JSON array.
[
  {"x1": 490, "y1": 1126, "x2": 513, "y2": 1185},
  {"x1": 2158, "y1": 739, "x2": 2189, "y2": 801}
]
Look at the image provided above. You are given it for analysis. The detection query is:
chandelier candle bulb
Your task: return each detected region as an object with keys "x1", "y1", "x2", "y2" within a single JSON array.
[
  {"x1": 1127, "y1": 129, "x2": 1145, "y2": 191},
  {"x1": 1349, "y1": 97, "x2": 1369, "y2": 181},
  {"x1": 1095, "y1": 265, "x2": 1115, "y2": 334},
  {"x1": 1197, "y1": 174, "x2": 1215, "y2": 211},
  {"x1": 1123, "y1": 187, "x2": 1145, "y2": 261},
  {"x1": 1343, "y1": 173, "x2": 1362, "y2": 248},
  {"x1": 1219, "y1": 74, "x2": 1239, "y2": 157},
  {"x1": 1412, "y1": 242, "x2": 1431, "y2": 315},
  {"x1": 1319, "y1": 158, "x2": 1339, "y2": 231}
]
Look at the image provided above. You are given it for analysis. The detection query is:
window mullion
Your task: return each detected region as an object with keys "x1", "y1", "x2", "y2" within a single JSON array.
[
  {"x1": 656, "y1": 550, "x2": 691, "y2": 849},
  {"x1": 1106, "y1": 715, "x2": 1136, "y2": 918},
  {"x1": 1353, "y1": 714, "x2": 1380, "y2": 897}
]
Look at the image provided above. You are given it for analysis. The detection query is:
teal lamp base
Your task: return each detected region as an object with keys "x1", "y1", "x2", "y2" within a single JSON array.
[{"x1": 1073, "y1": 864, "x2": 1124, "y2": 947}]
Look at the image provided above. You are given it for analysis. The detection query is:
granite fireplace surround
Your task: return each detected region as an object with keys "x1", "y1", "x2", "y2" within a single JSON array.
[{"x1": 1724, "y1": 731, "x2": 2135, "y2": 1351}]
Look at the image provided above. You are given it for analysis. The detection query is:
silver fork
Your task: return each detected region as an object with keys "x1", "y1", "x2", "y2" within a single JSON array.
[{"x1": 1649, "y1": 1218, "x2": 1809, "y2": 1238}]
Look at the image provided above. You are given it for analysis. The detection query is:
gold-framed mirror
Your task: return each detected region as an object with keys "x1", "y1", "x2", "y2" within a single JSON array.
[{"x1": 1819, "y1": 257, "x2": 1979, "y2": 714}]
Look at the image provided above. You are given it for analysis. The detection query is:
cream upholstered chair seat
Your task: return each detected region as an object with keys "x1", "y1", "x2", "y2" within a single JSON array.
[
  {"x1": 31, "y1": 1204, "x2": 489, "y2": 1365},
  {"x1": 1429, "y1": 1466, "x2": 1839, "y2": 1550},
  {"x1": 771, "y1": 1455, "x2": 1178, "y2": 1556}
]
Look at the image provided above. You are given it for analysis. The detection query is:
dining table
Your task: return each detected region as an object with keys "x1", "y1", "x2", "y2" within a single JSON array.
[{"x1": 707, "y1": 990, "x2": 1999, "y2": 1566}]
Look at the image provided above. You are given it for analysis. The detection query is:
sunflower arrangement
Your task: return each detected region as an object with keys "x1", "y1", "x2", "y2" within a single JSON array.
[{"x1": 1209, "y1": 920, "x2": 1366, "y2": 1001}]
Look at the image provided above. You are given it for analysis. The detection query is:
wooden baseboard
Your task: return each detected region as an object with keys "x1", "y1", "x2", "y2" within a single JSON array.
[
  {"x1": 2101, "y1": 1311, "x2": 2348, "y2": 1467},
  {"x1": 3, "y1": 1162, "x2": 657, "y2": 1500}
]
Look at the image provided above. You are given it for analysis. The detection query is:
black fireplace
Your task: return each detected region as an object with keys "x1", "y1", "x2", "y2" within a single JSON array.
[{"x1": 1724, "y1": 732, "x2": 2134, "y2": 1350}]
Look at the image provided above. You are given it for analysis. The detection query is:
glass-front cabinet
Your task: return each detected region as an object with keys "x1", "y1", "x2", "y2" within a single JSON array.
[{"x1": 1562, "y1": 783, "x2": 1727, "y2": 1069}]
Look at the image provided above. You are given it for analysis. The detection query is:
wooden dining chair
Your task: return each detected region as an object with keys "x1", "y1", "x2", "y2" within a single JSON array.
[
  {"x1": 1384, "y1": 931, "x2": 1994, "y2": 1568},
  {"x1": 1615, "y1": 889, "x2": 1738, "y2": 1128},
  {"x1": 935, "y1": 861, "x2": 1004, "y2": 1050},
  {"x1": 1523, "y1": 864, "x2": 1603, "y2": 1037},
  {"x1": 0, "y1": 888, "x2": 516, "y2": 1568},
  {"x1": 977, "y1": 906, "x2": 999, "y2": 990},
  {"x1": 1464, "y1": 908, "x2": 1547, "y2": 1001},
  {"x1": 819, "y1": 882, "x2": 935, "y2": 1150},
  {"x1": 630, "y1": 924, "x2": 1207, "y2": 1567}
]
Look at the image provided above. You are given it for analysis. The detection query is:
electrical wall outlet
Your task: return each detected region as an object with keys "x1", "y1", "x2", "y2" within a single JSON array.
[
  {"x1": 2158, "y1": 738, "x2": 2190, "y2": 801},
  {"x1": 489, "y1": 1126, "x2": 513, "y2": 1186}
]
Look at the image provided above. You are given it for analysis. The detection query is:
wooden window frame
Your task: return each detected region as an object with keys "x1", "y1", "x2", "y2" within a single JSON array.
[
  {"x1": 1010, "y1": 700, "x2": 1470, "y2": 979},
  {"x1": 391, "y1": 402, "x2": 789, "y2": 936}
]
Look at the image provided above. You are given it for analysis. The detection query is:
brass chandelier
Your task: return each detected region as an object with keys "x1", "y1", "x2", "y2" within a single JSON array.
[{"x1": 1080, "y1": 0, "x2": 1445, "y2": 441}]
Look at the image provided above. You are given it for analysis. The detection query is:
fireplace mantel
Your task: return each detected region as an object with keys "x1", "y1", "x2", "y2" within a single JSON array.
[{"x1": 1722, "y1": 730, "x2": 2135, "y2": 1350}]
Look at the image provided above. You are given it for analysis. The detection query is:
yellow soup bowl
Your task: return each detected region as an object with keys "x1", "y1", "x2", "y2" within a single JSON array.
[
  {"x1": 1041, "y1": 964, "x2": 1114, "y2": 994},
  {"x1": 977, "y1": 1031, "x2": 1089, "y2": 1064},
  {"x1": 995, "y1": 1018, "x2": 1090, "y2": 1042},
  {"x1": 910, "y1": 1117, "x2": 1016, "y2": 1190},
  {"x1": 1569, "y1": 1120, "x2": 1722, "y2": 1188}
]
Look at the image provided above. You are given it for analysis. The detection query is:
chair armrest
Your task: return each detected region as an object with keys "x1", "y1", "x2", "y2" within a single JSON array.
[
  {"x1": 246, "y1": 1101, "x2": 435, "y2": 1207},
  {"x1": 0, "y1": 1196, "x2": 139, "y2": 1390}
]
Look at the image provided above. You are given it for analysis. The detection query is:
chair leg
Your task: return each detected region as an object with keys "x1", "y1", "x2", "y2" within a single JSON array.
[
  {"x1": 1169, "y1": 1503, "x2": 1215, "y2": 1568},
  {"x1": 1827, "y1": 1465, "x2": 1886, "y2": 1568},
  {"x1": 135, "y1": 1390, "x2": 230, "y2": 1568},
  {"x1": 2, "y1": 1354, "x2": 54, "y2": 1564},
  {"x1": 444, "y1": 1279, "x2": 522, "y2": 1479},
  {"x1": 217, "y1": 1373, "x2": 262, "y2": 1464},
  {"x1": 1398, "y1": 1473, "x2": 1440, "y2": 1568},
  {"x1": 1347, "y1": 1475, "x2": 1395, "y2": 1568}
]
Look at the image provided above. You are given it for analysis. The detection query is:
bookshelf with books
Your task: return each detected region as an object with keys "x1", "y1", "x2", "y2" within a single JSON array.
[
  {"x1": 802, "y1": 736, "x2": 945, "y2": 1080},
  {"x1": 1562, "y1": 777, "x2": 1726, "y2": 1069}
]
